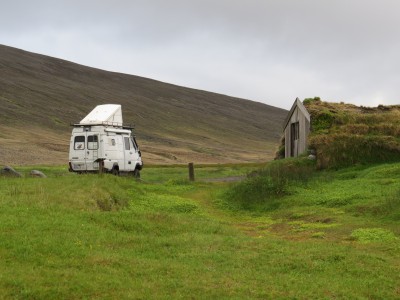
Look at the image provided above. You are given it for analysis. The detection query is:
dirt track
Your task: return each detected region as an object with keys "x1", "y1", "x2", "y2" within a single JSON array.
[{"x1": 199, "y1": 176, "x2": 246, "y2": 183}]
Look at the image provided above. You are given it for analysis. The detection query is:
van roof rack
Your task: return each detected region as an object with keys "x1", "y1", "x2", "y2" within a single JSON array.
[{"x1": 70, "y1": 121, "x2": 135, "y2": 129}]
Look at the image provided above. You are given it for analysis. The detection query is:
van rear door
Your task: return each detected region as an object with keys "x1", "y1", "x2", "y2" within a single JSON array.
[
  {"x1": 86, "y1": 134, "x2": 100, "y2": 171},
  {"x1": 71, "y1": 134, "x2": 87, "y2": 171},
  {"x1": 70, "y1": 133, "x2": 100, "y2": 171}
]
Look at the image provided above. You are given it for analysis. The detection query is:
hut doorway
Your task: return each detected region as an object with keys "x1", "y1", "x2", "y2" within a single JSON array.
[{"x1": 290, "y1": 121, "x2": 299, "y2": 157}]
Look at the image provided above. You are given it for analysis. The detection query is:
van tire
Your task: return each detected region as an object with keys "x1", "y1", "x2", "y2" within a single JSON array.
[
  {"x1": 111, "y1": 167, "x2": 119, "y2": 176},
  {"x1": 133, "y1": 169, "x2": 140, "y2": 179}
]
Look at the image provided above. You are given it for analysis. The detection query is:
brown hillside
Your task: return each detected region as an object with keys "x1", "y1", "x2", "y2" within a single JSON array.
[{"x1": 0, "y1": 45, "x2": 287, "y2": 165}]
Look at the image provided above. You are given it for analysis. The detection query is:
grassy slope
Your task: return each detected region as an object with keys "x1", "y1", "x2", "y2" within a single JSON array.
[
  {"x1": 0, "y1": 44, "x2": 287, "y2": 165},
  {"x1": 1, "y1": 163, "x2": 399, "y2": 299}
]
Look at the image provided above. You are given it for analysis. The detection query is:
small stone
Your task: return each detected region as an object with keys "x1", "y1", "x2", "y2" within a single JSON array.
[
  {"x1": 308, "y1": 154, "x2": 316, "y2": 160},
  {"x1": 30, "y1": 170, "x2": 47, "y2": 178},
  {"x1": 0, "y1": 166, "x2": 22, "y2": 177}
]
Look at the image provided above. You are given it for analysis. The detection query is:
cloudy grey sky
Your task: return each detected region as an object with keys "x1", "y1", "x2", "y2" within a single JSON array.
[{"x1": 1, "y1": 0, "x2": 399, "y2": 109}]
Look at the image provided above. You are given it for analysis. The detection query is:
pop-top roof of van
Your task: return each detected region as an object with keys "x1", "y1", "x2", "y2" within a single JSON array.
[{"x1": 79, "y1": 104, "x2": 123, "y2": 126}]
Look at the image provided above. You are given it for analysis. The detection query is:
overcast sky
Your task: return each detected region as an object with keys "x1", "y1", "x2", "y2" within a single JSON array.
[{"x1": 1, "y1": 0, "x2": 399, "y2": 109}]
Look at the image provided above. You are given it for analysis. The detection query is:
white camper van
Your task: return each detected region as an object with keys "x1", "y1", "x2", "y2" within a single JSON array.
[{"x1": 68, "y1": 104, "x2": 143, "y2": 177}]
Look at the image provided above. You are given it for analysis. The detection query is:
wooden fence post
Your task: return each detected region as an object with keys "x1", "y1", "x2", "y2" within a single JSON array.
[{"x1": 188, "y1": 162, "x2": 195, "y2": 181}]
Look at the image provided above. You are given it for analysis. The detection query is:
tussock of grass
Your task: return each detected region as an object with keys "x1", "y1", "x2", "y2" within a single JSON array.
[
  {"x1": 223, "y1": 158, "x2": 316, "y2": 210},
  {"x1": 351, "y1": 228, "x2": 398, "y2": 243}
]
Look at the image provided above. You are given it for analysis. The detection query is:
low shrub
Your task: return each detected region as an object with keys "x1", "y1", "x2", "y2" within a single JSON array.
[
  {"x1": 223, "y1": 158, "x2": 316, "y2": 210},
  {"x1": 274, "y1": 136, "x2": 286, "y2": 160},
  {"x1": 303, "y1": 97, "x2": 321, "y2": 105},
  {"x1": 311, "y1": 109, "x2": 336, "y2": 132}
]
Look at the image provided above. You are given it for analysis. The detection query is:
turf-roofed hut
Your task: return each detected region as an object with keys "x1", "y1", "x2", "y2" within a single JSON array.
[
  {"x1": 283, "y1": 98, "x2": 311, "y2": 158},
  {"x1": 278, "y1": 97, "x2": 400, "y2": 168}
]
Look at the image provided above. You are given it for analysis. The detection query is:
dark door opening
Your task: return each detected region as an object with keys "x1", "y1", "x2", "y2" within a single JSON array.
[{"x1": 290, "y1": 122, "x2": 299, "y2": 157}]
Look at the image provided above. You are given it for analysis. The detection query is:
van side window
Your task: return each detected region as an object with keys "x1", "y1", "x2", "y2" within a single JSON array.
[
  {"x1": 131, "y1": 137, "x2": 138, "y2": 151},
  {"x1": 74, "y1": 136, "x2": 85, "y2": 150},
  {"x1": 124, "y1": 137, "x2": 130, "y2": 150},
  {"x1": 87, "y1": 135, "x2": 99, "y2": 150},
  {"x1": 129, "y1": 139, "x2": 135, "y2": 151}
]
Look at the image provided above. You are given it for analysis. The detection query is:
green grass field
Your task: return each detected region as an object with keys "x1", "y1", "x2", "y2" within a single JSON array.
[{"x1": 0, "y1": 162, "x2": 399, "y2": 299}]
